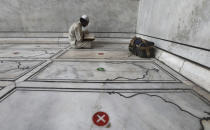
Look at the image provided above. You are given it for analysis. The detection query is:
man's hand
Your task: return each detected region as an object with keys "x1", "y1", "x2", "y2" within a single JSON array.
[{"x1": 83, "y1": 30, "x2": 89, "y2": 34}]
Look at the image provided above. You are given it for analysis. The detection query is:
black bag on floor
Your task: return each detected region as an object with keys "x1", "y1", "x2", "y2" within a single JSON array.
[{"x1": 129, "y1": 37, "x2": 155, "y2": 58}]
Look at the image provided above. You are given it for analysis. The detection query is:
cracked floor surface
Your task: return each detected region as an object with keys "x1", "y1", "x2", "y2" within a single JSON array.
[{"x1": 0, "y1": 42, "x2": 209, "y2": 130}]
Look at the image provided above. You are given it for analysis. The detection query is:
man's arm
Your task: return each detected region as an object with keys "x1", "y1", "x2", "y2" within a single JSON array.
[{"x1": 75, "y1": 25, "x2": 84, "y2": 42}]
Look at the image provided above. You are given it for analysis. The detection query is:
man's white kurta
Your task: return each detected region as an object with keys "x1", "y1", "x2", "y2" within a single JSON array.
[{"x1": 68, "y1": 22, "x2": 83, "y2": 48}]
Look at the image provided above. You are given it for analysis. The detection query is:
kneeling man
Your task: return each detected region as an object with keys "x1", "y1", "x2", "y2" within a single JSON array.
[{"x1": 69, "y1": 15, "x2": 95, "y2": 49}]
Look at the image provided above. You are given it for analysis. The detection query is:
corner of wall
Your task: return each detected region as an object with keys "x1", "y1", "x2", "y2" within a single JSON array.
[{"x1": 135, "y1": 0, "x2": 141, "y2": 34}]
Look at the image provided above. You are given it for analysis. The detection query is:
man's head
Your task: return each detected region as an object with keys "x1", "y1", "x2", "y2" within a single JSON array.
[{"x1": 80, "y1": 15, "x2": 89, "y2": 27}]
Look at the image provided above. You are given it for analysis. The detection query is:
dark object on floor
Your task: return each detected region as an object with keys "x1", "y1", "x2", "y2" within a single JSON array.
[{"x1": 129, "y1": 37, "x2": 155, "y2": 58}]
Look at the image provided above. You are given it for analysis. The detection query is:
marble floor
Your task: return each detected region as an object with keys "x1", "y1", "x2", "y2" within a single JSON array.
[{"x1": 0, "y1": 42, "x2": 209, "y2": 130}]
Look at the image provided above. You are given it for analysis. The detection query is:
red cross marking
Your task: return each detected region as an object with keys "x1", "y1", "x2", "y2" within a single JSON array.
[{"x1": 92, "y1": 112, "x2": 109, "y2": 126}]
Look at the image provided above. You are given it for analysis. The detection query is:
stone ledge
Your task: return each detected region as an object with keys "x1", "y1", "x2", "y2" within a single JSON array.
[
  {"x1": 0, "y1": 38, "x2": 130, "y2": 44},
  {"x1": 0, "y1": 38, "x2": 60, "y2": 44},
  {"x1": 0, "y1": 32, "x2": 134, "y2": 38},
  {"x1": 155, "y1": 48, "x2": 210, "y2": 93}
]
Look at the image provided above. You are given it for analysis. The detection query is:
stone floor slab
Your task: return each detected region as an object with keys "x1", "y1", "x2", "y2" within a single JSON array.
[
  {"x1": 0, "y1": 41, "x2": 209, "y2": 130},
  {"x1": 28, "y1": 61, "x2": 178, "y2": 82},
  {"x1": 58, "y1": 50, "x2": 142, "y2": 59},
  {"x1": 0, "y1": 49, "x2": 61, "y2": 59},
  {"x1": 0, "y1": 81, "x2": 14, "y2": 87},
  {"x1": 0, "y1": 90, "x2": 209, "y2": 130},
  {"x1": 0, "y1": 60, "x2": 43, "y2": 80},
  {"x1": 0, "y1": 43, "x2": 69, "y2": 49},
  {"x1": 92, "y1": 42, "x2": 129, "y2": 50}
]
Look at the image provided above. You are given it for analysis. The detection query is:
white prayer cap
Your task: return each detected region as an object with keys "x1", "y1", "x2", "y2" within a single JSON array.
[{"x1": 80, "y1": 15, "x2": 89, "y2": 23}]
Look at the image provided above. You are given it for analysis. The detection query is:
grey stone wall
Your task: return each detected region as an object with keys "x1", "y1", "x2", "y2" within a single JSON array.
[
  {"x1": 136, "y1": 0, "x2": 210, "y2": 68},
  {"x1": 0, "y1": 0, "x2": 138, "y2": 33}
]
